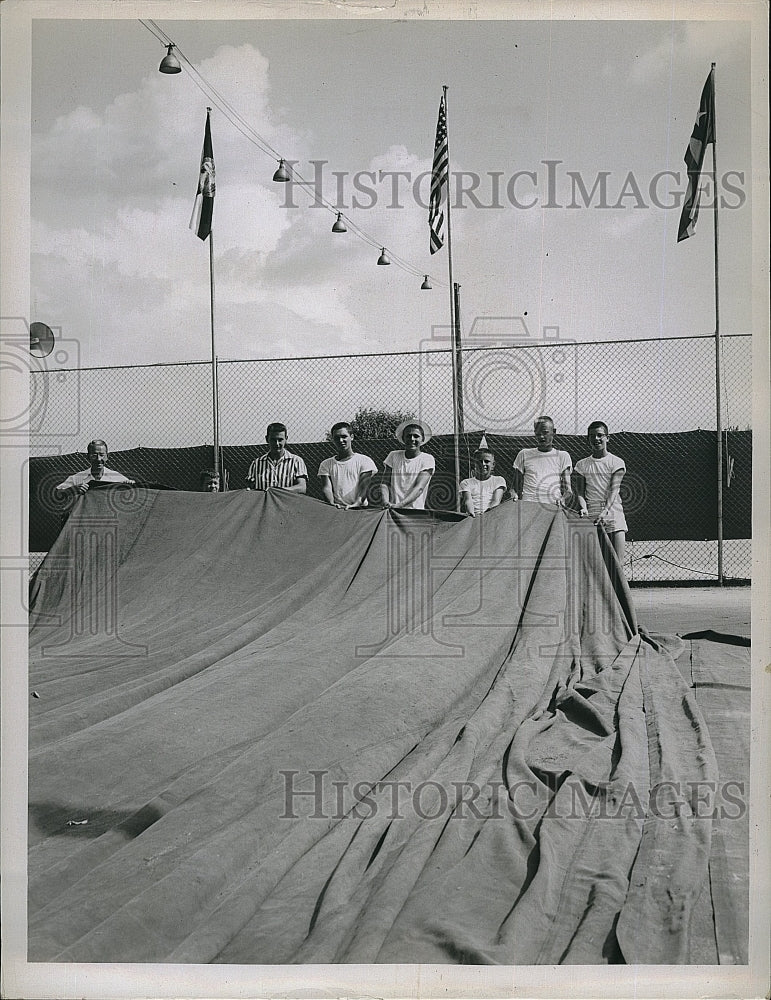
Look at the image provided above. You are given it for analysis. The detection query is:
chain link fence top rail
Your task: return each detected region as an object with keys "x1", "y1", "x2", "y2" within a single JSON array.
[{"x1": 28, "y1": 334, "x2": 752, "y2": 582}]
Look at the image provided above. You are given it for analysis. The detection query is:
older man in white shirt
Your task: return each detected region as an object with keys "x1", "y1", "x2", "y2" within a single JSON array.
[{"x1": 55, "y1": 440, "x2": 135, "y2": 495}]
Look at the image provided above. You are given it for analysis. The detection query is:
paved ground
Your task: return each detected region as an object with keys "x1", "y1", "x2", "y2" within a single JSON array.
[{"x1": 632, "y1": 585, "x2": 751, "y2": 638}]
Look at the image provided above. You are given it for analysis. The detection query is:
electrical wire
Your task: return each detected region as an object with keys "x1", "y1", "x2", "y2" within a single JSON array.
[
  {"x1": 641, "y1": 554, "x2": 720, "y2": 577},
  {"x1": 139, "y1": 19, "x2": 442, "y2": 287}
]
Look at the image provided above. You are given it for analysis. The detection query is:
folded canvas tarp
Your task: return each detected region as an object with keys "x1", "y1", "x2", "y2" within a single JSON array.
[{"x1": 28, "y1": 488, "x2": 735, "y2": 963}]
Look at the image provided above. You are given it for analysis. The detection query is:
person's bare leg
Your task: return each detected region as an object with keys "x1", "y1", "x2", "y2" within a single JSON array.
[{"x1": 610, "y1": 530, "x2": 626, "y2": 568}]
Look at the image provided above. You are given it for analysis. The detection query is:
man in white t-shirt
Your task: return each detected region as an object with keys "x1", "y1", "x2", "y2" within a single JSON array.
[
  {"x1": 459, "y1": 449, "x2": 507, "y2": 516},
  {"x1": 575, "y1": 420, "x2": 627, "y2": 562},
  {"x1": 380, "y1": 420, "x2": 435, "y2": 510},
  {"x1": 318, "y1": 422, "x2": 378, "y2": 508},
  {"x1": 511, "y1": 416, "x2": 572, "y2": 506}
]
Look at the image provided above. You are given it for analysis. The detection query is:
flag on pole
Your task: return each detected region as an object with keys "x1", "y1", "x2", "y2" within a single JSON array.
[
  {"x1": 429, "y1": 95, "x2": 448, "y2": 254},
  {"x1": 677, "y1": 71, "x2": 715, "y2": 242},
  {"x1": 190, "y1": 110, "x2": 215, "y2": 240}
]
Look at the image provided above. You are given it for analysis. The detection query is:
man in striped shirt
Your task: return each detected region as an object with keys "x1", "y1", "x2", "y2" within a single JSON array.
[{"x1": 247, "y1": 423, "x2": 307, "y2": 493}]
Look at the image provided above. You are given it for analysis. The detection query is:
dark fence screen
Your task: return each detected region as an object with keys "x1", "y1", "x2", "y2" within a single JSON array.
[{"x1": 30, "y1": 429, "x2": 751, "y2": 557}]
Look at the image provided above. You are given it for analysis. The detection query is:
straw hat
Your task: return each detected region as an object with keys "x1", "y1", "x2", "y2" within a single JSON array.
[{"x1": 395, "y1": 419, "x2": 433, "y2": 445}]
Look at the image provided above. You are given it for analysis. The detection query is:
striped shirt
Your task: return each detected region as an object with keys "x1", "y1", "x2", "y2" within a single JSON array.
[{"x1": 247, "y1": 450, "x2": 308, "y2": 490}]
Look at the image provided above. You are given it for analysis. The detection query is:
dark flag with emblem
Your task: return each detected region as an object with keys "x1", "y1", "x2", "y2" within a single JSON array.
[
  {"x1": 429, "y1": 95, "x2": 448, "y2": 254},
  {"x1": 190, "y1": 110, "x2": 215, "y2": 241},
  {"x1": 677, "y1": 71, "x2": 715, "y2": 242}
]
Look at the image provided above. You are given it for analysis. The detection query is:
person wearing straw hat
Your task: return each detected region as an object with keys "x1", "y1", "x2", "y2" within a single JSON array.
[{"x1": 380, "y1": 419, "x2": 435, "y2": 510}]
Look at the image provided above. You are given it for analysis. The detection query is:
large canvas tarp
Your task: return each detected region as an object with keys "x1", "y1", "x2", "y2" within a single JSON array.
[{"x1": 28, "y1": 488, "x2": 738, "y2": 964}]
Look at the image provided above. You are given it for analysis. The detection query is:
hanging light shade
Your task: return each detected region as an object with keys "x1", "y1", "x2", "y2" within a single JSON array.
[
  {"x1": 273, "y1": 159, "x2": 291, "y2": 182},
  {"x1": 332, "y1": 212, "x2": 347, "y2": 233},
  {"x1": 377, "y1": 248, "x2": 391, "y2": 265},
  {"x1": 158, "y1": 43, "x2": 182, "y2": 74},
  {"x1": 421, "y1": 274, "x2": 432, "y2": 290}
]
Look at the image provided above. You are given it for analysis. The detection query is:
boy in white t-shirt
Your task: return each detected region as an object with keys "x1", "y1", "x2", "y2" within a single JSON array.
[
  {"x1": 511, "y1": 416, "x2": 572, "y2": 507},
  {"x1": 460, "y1": 449, "x2": 507, "y2": 516},
  {"x1": 574, "y1": 420, "x2": 627, "y2": 562},
  {"x1": 380, "y1": 420, "x2": 435, "y2": 510},
  {"x1": 318, "y1": 422, "x2": 378, "y2": 508}
]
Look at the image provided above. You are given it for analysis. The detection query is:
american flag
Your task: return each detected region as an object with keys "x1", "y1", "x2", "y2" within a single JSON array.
[
  {"x1": 677, "y1": 71, "x2": 715, "y2": 243},
  {"x1": 429, "y1": 95, "x2": 448, "y2": 254},
  {"x1": 190, "y1": 110, "x2": 215, "y2": 241}
]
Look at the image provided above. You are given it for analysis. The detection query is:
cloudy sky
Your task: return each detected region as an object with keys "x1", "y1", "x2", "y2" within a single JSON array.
[{"x1": 30, "y1": 12, "x2": 753, "y2": 370}]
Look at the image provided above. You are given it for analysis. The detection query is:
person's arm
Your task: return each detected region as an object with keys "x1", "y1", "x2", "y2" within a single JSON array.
[
  {"x1": 398, "y1": 470, "x2": 432, "y2": 508},
  {"x1": 574, "y1": 471, "x2": 589, "y2": 517},
  {"x1": 557, "y1": 459, "x2": 573, "y2": 507},
  {"x1": 598, "y1": 468, "x2": 625, "y2": 523},
  {"x1": 347, "y1": 470, "x2": 374, "y2": 508},
  {"x1": 461, "y1": 488, "x2": 475, "y2": 517},
  {"x1": 510, "y1": 467, "x2": 524, "y2": 501},
  {"x1": 286, "y1": 475, "x2": 307, "y2": 494},
  {"x1": 55, "y1": 473, "x2": 88, "y2": 495},
  {"x1": 319, "y1": 475, "x2": 336, "y2": 505},
  {"x1": 284, "y1": 458, "x2": 308, "y2": 494},
  {"x1": 488, "y1": 484, "x2": 505, "y2": 510},
  {"x1": 380, "y1": 466, "x2": 393, "y2": 507}
]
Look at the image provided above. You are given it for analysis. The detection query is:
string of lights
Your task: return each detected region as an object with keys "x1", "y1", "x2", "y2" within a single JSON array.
[{"x1": 139, "y1": 19, "x2": 443, "y2": 288}]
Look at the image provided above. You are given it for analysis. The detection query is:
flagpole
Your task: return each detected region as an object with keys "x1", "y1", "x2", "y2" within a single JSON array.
[
  {"x1": 206, "y1": 109, "x2": 220, "y2": 484},
  {"x1": 453, "y1": 280, "x2": 465, "y2": 452},
  {"x1": 711, "y1": 63, "x2": 723, "y2": 585},
  {"x1": 210, "y1": 234, "x2": 220, "y2": 483},
  {"x1": 443, "y1": 85, "x2": 462, "y2": 512}
]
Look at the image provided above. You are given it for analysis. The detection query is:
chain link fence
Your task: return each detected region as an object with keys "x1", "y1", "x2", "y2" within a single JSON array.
[{"x1": 28, "y1": 331, "x2": 752, "y2": 582}]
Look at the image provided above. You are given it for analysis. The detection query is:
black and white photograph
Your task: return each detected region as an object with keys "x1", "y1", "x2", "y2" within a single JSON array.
[{"x1": 1, "y1": 1, "x2": 768, "y2": 997}]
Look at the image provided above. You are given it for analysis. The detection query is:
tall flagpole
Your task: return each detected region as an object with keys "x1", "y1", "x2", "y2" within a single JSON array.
[
  {"x1": 711, "y1": 63, "x2": 723, "y2": 585},
  {"x1": 209, "y1": 229, "x2": 220, "y2": 483},
  {"x1": 442, "y1": 85, "x2": 462, "y2": 511},
  {"x1": 453, "y1": 280, "x2": 465, "y2": 438},
  {"x1": 191, "y1": 106, "x2": 220, "y2": 485}
]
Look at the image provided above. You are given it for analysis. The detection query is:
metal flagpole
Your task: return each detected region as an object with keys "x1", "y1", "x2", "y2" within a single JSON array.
[
  {"x1": 453, "y1": 281, "x2": 465, "y2": 453},
  {"x1": 209, "y1": 224, "x2": 220, "y2": 483},
  {"x1": 711, "y1": 63, "x2": 723, "y2": 585},
  {"x1": 443, "y1": 85, "x2": 462, "y2": 512}
]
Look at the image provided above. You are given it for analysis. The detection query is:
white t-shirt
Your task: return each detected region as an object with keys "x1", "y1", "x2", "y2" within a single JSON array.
[
  {"x1": 513, "y1": 448, "x2": 572, "y2": 504},
  {"x1": 459, "y1": 475, "x2": 507, "y2": 514},
  {"x1": 574, "y1": 453, "x2": 627, "y2": 531},
  {"x1": 317, "y1": 452, "x2": 377, "y2": 505},
  {"x1": 383, "y1": 450, "x2": 435, "y2": 509}
]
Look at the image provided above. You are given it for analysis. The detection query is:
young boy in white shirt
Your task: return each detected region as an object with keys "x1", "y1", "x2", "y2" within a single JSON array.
[
  {"x1": 511, "y1": 416, "x2": 572, "y2": 507},
  {"x1": 318, "y1": 422, "x2": 378, "y2": 508},
  {"x1": 574, "y1": 420, "x2": 627, "y2": 562},
  {"x1": 459, "y1": 449, "x2": 507, "y2": 516},
  {"x1": 380, "y1": 420, "x2": 435, "y2": 510}
]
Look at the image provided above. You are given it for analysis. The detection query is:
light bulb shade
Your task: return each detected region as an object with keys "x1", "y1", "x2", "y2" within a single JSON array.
[
  {"x1": 273, "y1": 159, "x2": 291, "y2": 182},
  {"x1": 159, "y1": 44, "x2": 182, "y2": 74},
  {"x1": 377, "y1": 248, "x2": 390, "y2": 265},
  {"x1": 332, "y1": 212, "x2": 347, "y2": 233},
  {"x1": 421, "y1": 275, "x2": 432, "y2": 290}
]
